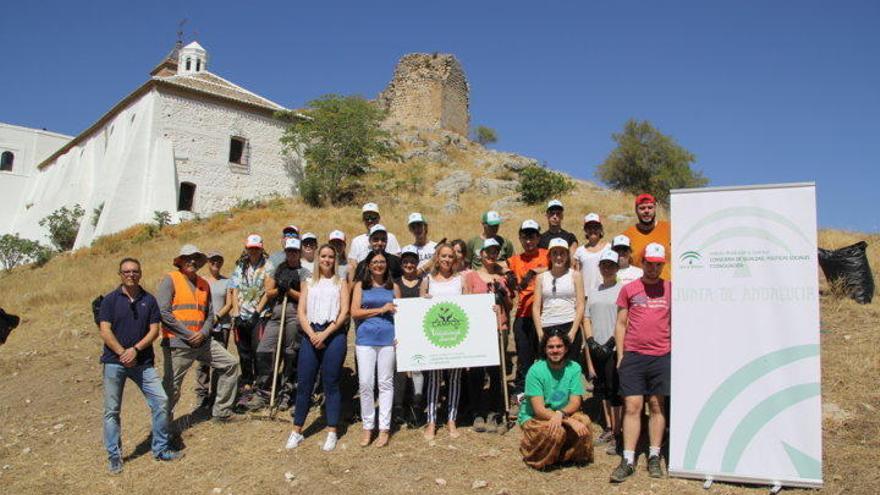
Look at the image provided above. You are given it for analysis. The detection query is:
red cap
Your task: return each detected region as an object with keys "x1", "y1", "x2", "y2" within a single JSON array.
[{"x1": 635, "y1": 193, "x2": 656, "y2": 206}]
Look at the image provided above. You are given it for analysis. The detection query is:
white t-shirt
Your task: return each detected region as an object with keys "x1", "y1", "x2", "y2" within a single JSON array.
[
  {"x1": 573, "y1": 242, "x2": 611, "y2": 293},
  {"x1": 616, "y1": 265, "x2": 643, "y2": 287},
  {"x1": 403, "y1": 240, "x2": 437, "y2": 269},
  {"x1": 350, "y1": 232, "x2": 401, "y2": 262}
]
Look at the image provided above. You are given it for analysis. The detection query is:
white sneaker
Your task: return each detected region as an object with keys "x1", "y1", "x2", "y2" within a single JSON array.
[
  {"x1": 285, "y1": 431, "x2": 304, "y2": 449},
  {"x1": 321, "y1": 432, "x2": 338, "y2": 452}
]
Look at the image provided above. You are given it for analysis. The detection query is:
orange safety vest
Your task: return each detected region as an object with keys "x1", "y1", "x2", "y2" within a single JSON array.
[{"x1": 162, "y1": 270, "x2": 210, "y2": 339}]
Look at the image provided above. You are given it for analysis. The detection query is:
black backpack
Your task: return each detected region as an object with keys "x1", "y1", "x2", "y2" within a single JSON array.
[{"x1": 91, "y1": 295, "x2": 104, "y2": 327}]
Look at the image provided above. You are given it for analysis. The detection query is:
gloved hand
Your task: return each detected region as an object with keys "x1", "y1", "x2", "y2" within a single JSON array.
[
  {"x1": 602, "y1": 337, "x2": 616, "y2": 358},
  {"x1": 276, "y1": 277, "x2": 290, "y2": 293}
]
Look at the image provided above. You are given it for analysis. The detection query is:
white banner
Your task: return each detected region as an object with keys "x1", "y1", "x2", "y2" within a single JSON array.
[
  {"x1": 394, "y1": 293, "x2": 500, "y2": 372},
  {"x1": 669, "y1": 183, "x2": 822, "y2": 489}
]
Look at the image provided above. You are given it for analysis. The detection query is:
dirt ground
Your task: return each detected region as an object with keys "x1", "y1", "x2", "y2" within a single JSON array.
[{"x1": 0, "y1": 291, "x2": 877, "y2": 495}]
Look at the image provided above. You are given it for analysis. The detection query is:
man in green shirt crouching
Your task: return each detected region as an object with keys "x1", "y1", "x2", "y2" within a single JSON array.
[{"x1": 518, "y1": 332, "x2": 594, "y2": 469}]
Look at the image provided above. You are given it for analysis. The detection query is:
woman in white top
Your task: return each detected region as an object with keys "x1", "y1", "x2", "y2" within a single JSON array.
[
  {"x1": 572, "y1": 213, "x2": 611, "y2": 292},
  {"x1": 286, "y1": 245, "x2": 350, "y2": 452},
  {"x1": 420, "y1": 243, "x2": 470, "y2": 440},
  {"x1": 610, "y1": 234, "x2": 643, "y2": 286},
  {"x1": 533, "y1": 238, "x2": 585, "y2": 365}
]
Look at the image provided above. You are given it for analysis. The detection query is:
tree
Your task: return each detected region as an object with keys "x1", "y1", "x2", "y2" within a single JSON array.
[
  {"x1": 472, "y1": 125, "x2": 498, "y2": 145},
  {"x1": 39, "y1": 204, "x2": 84, "y2": 251},
  {"x1": 517, "y1": 164, "x2": 575, "y2": 205},
  {"x1": 597, "y1": 119, "x2": 708, "y2": 205},
  {"x1": 0, "y1": 234, "x2": 44, "y2": 271},
  {"x1": 277, "y1": 95, "x2": 396, "y2": 206}
]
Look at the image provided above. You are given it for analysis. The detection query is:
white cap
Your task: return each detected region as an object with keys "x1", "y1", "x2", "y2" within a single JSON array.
[
  {"x1": 583, "y1": 213, "x2": 601, "y2": 224},
  {"x1": 362, "y1": 202, "x2": 380, "y2": 214},
  {"x1": 245, "y1": 234, "x2": 263, "y2": 248},
  {"x1": 408, "y1": 212, "x2": 426, "y2": 225},
  {"x1": 611, "y1": 234, "x2": 631, "y2": 249},
  {"x1": 284, "y1": 238, "x2": 301, "y2": 250},
  {"x1": 519, "y1": 219, "x2": 541, "y2": 232},
  {"x1": 302, "y1": 232, "x2": 317, "y2": 242},
  {"x1": 328, "y1": 230, "x2": 345, "y2": 242},
  {"x1": 481, "y1": 238, "x2": 501, "y2": 251},
  {"x1": 400, "y1": 246, "x2": 419, "y2": 258},
  {"x1": 644, "y1": 243, "x2": 666, "y2": 263},
  {"x1": 599, "y1": 250, "x2": 619, "y2": 264},
  {"x1": 546, "y1": 199, "x2": 564, "y2": 210},
  {"x1": 547, "y1": 238, "x2": 569, "y2": 251},
  {"x1": 369, "y1": 224, "x2": 388, "y2": 236}
]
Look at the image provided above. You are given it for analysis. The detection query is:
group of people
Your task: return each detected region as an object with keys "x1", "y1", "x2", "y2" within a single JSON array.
[{"x1": 97, "y1": 194, "x2": 672, "y2": 484}]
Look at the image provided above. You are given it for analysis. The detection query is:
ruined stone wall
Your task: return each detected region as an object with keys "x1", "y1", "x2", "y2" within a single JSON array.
[{"x1": 378, "y1": 53, "x2": 470, "y2": 137}]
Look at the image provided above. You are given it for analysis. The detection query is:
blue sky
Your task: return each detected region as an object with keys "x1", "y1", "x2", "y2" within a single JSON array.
[{"x1": 3, "y1": 1, "x2": 878, "y2": 232}]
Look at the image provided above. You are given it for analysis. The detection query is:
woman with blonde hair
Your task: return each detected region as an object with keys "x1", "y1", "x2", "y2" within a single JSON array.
[
  {"x1": 286, "y1": 245, "x2": 350, "y2": 452},
  {"x1": 421, "y1": 243, "x2": 470, "y2": 439}
]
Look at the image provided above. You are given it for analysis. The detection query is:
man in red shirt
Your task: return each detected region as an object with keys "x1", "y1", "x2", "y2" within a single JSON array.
[
  {"x1": 507, "y1": 219, "x2": 549, "y2": 404},
  {"x1": 610, "y1": 242, "x2": 671, "y2": 483}
]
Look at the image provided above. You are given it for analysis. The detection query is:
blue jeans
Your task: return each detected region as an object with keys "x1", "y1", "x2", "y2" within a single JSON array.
[
  {"x1": 103, "y1": 363, "x2": 170, "y2": 459},
  {"x1": 293, "y1": 324, "x2": 347, "y2": 427}
]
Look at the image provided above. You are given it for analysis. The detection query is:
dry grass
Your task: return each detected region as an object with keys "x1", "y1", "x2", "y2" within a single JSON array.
[{"x1": 0, "y1": 137, "x2": 877, "y2": 494}]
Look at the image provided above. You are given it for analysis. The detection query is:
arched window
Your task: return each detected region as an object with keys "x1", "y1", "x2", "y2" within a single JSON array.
[
  {"x1": 0, "y1": 151, "x2": 13, "y2": 172},
  {"x1": 178, "y1": 182, "x2": 196, "y2": 211}
]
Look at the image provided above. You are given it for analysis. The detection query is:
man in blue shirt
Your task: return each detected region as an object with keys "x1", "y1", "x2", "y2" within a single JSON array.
[{"x1": 99, "y1": 257, "x2": 183, "y2": 474}]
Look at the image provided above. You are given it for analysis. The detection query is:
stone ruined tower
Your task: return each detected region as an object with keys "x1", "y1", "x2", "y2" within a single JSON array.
[{"x1": 378, "y1": 53, "x2": 470, "y2": 137}]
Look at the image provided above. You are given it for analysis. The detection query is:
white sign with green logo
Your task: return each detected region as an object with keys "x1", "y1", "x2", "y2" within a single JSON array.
[
  {"x1": 669, "y1": 183, "x2": 822, "y2": 489},
  {"x1": 394, "y1": 294, "x2": 500, "y2": 372}
]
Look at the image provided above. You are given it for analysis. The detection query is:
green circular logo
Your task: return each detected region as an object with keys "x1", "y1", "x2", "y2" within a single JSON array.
[{"x1": 423, "y1": 302, "x2": 469, "y2": 348}]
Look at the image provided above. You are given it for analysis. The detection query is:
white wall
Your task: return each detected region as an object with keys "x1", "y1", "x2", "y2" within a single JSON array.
[
  {"x1": 3, "y1": 88, "x2": 299, "y2": 249},
  {"x1": 0, "y1": 124, "x2": 71, "y2": 233},
  {"x1": 155, "y1": 90, "x2": 294, "y2": 215}
]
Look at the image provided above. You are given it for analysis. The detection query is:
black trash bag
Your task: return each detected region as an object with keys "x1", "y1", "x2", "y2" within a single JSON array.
[
  {"x1": 92, "y1": 295, "x2": 104, "y2": 327},
  {"x1": 818, "y1": 241, "x2": 874, "y2": 304}
]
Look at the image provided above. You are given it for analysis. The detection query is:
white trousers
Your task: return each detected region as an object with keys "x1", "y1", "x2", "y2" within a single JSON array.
[{"x1": 356, "y1": 345, "x2": 396, "y2": 431}]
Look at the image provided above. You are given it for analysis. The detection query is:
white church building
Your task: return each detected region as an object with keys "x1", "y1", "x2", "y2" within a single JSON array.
[{"x1": 1, "y1": 41, "x2": 298, "y2": 249}]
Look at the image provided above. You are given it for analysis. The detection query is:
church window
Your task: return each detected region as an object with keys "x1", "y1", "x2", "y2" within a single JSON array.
[
  {"x1": 178, "y1": 182, "x2": 196, "y2": 212},
  {"x1": 229, "y1": 137, "x2": 247, "y2": 164},
  {"x1": 186, "y1": 57, "x2": 192, "y2": 71},
  {"x1": 0, "y1": 151, "x2": 13, "y2": 172},
  {"x1": 196, "y1": 59, "x2": 201, "y2": 72}
]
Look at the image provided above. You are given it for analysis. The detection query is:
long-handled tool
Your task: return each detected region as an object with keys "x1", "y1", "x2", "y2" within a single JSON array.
[
  {"x1": 268, "y1": 295, "x2": 288, "y2": 418},
  {"x1": 497, "y1": 327, "x2": 514, "y2": 434}
]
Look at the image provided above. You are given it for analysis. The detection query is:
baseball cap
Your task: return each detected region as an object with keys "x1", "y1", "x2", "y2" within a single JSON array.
[
  {"x1": 546, "y1": 199, "x2": 564, "y2": 211},
  {"x1": 599, "y1": 250, "x2": 620, "y2": 265},
  {"x1": 301, "y1": 232, "x2": 317, "y2": 243},
  {"x1": 519, "y1": 219, "x2": 541, "y2": 233},
  {"x1": 369, "y1": 224, "x2": 388, "y2": 236},
  {"x1": 400, "y1": 246, "x2": 419, "y2": 259},
  {"x1": 282, "y1": 225, "x2": 299, "y2": 235},
  {"x1": 611, "y1": 234, "x2": 631, "y2": 249},
  {"x1": 644, "y1": 243, "x2": 666, "y2": 263},
  {"x1": 547, "y1": 238, "x2": 569, "y2": 251},
  {"x1": 481, "y1": 210, "x2": 502, "y2": 226},
  {"x1": 284, "y1": 238, "x2": 302, "y2": 251},
  {"x1": 408, "y1": 212, "x2": 427, "y2": 225},
  {"x1": 481, "y1": 238, "x2": 501, "y2": 251},
  {"x1": 328, "y1": 230, "x2": 345, "y2": 242},
  {"x1": 206, "y1": 251, "x2": 223, "y2": 260},
  {"x1": 362, "y1": 202, "x2": 380, "y2": 214},
  {"x1": 245, "y1": 234, "x2": 263, "y2": 249},
  {"x1": 583, "y1": 213, "x2": 601, "y2": 225},
  {"x1": 635, "y1": 193, "x2": 656, "y2": 206}
]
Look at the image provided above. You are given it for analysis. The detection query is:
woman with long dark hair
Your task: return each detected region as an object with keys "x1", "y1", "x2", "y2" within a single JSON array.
[{"x1": 351, "y1": 251, "x2": 400, "y2": 447}]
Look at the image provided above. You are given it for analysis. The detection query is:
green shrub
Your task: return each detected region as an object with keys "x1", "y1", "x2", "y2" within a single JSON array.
[
  {"x1": 153, "y1": 210, "x2": 171, "y2": 230},
  {"x1": 472, "y1": 125, "x2": 498, "y2": 145},
  {"x1": 39, "y1": 204, "x2": 85, "y2": 251},
  {"x1": 0, "y1": 233, "x2": 45, "y2": 271},
  {"x1": 132, "y1": 225, "x2": 159, "y2": 244},
  {"x1": 516, "y1": 165, "x2": 575, "y2": 205}
]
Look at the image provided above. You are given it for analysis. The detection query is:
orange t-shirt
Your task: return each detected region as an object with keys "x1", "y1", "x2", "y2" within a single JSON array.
[
  {"x1": 623, "y1": 220, "x2": 672, "y2": 280},
  {"x1": 507, "y1": 248, "x2": 549, "y2": 317}
]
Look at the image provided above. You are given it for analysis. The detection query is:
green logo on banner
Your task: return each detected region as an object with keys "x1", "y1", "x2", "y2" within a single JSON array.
[{"x1": 423, "y1": 302, "x2": 469, "y2": 348}]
